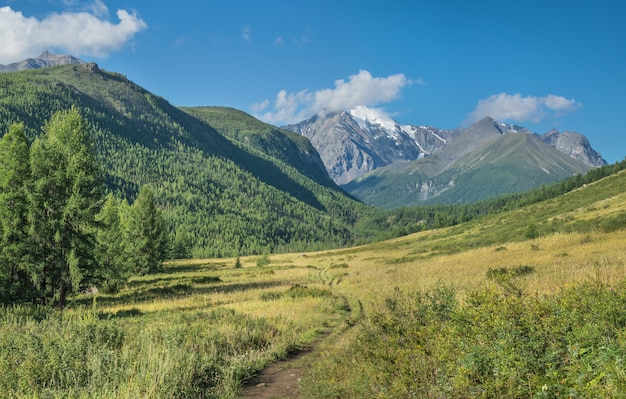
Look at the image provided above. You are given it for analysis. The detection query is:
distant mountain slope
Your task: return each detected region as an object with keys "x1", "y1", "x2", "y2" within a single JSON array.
[
  {"x1": 182, "y1": 106, "x2": 333, "y2": 186},
  {"x1": 0, "y1": 51, "x2": 84, "y2": 72},
  {"x1": 344, "y1": 117, "x2": 595, "y2": 208},
  {"x1": 285, "y1": 110, "x2": 606, "y2": 186},
  {"x1": 284, "y1": 110, "x2": 461, "y2": 184},
  {"x1": 540, "y1": 129, "x2": 606, "y2": 167},
  {"x1": 0, "y1": 63, "x2": 369, "y2": 256}
]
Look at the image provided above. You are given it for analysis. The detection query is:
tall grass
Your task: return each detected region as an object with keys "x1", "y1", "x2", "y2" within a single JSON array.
[
  {"x1": 0, "y1": 305, "x2": 285, "y2": 398},
  {"x1": 1, "y1": 169, "x2": 625, "y2": 397},
  {"x1": 0, "y1": 260, "x2": 348, "y2": 398}
]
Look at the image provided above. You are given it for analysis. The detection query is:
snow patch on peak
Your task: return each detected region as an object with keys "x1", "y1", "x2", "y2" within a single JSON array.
[{"x1": 349, "y1": 105, "x2": 397, "y2": 132}]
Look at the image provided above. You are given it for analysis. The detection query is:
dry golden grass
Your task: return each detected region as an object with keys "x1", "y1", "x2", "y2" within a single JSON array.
[
  {"x1": 258, "y1": 229, "x2": 625, "y2": 312},
  {"x1": 98, "y1": 224, "x2": 626, "y2": 337},
  {"x1": 66, "y1": 170, "x2": 626, "y2": 398}
]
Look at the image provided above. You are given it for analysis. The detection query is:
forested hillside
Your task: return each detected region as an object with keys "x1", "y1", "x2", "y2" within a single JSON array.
[
  {"x1": 0, "y1": 64, "x2": 370, "y2": 257},
  {"x1": 0, "y1": 110, "x2": 170, "y2": 307},
  {"x1": 1, "y1": 63, "x2": 623, "y2": 258},
  {"x1": 181, "y1": 106, "x2": 333, "y2": 186},
  {"x1": 344, "y1": 118, "x2": 595, "y2": 208}
]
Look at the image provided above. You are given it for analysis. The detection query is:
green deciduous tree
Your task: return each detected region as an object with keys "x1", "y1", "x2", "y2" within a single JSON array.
[
  {"x1": 525, "y1": 223, "x2": 539, "y2": 240},
  {"x1": 29, "y1": 108, "x2": 104, "y2": 307}
]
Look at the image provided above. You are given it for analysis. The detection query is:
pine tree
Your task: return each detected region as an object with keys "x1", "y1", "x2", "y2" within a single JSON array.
[
  {"x1": 95, "y1": 193, "x2": 129, "y2": 293},
  {"x1": 0, "y1": 123, "x2": 34, "y2": 303},
  {"x1": 171, "y1": 227, "x2": 193, "y2": 259},
  {"x1": 29, "y1": 108, "x2": 104, "y2": 307},
  {"x1": 123, "y1": 185, "x2": 168, "y2": 275}
]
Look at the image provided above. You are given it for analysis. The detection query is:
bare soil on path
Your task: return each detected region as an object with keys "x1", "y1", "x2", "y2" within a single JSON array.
[
  {"x1": 238, "y1": 346, "x2": 312, "y2": 399},
  {"x1": 238, "y1": 293, "x2": 359, "y2": 398}
]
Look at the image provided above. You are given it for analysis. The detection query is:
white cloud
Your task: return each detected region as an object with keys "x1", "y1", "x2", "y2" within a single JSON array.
[
  {"x1": 254, "y1": 70, "x2": 411, "y2": 125},
  {"x1": 543, "y1": 94, "x2": 581, "y2": 112},
  {"x1": 242, "y1": 25, "x2": 251, "y2": 43},
  {"x1": 350, "y1": 105, "x2": 397, "y2": 131},
  {"x1": 0, "y1": 4, "x2": 147, "y2": 64},
  {"x1": 250, "y1": 99, "x2": 270, "y2": 113},
  {"x1": 466, "y1": 92, "x2": 582, "y2": 124},
  {"x1": 59, "y1": 0, "x2": 110, "y2": 18},
  {"x1": 86, "y1": 0, "x2": 110, "y2": 19}
]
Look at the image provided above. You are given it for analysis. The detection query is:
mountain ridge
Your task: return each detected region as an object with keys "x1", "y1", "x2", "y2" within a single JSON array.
[
  {"x1": 284, "y1": 111, "x2": 606, "y2": 187},
  {"x1": 0, "y1": 62, "x2": 370, "y2": 256},
  {"x1": 0, "y1": 51, "x2": 84, "y2": 72},
  {"x1": 344, "y1": 125, "x2": 596, "y2": 208}
]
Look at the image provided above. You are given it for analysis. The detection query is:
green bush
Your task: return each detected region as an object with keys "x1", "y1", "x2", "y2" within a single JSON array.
[
  {"x1": 286, "y1": 284, "x2": 332, "y2": 299},
  {"x1": 256, "y1": 253, "x2": 270, "y2": 267},
  {"x1": 525, "y1": 222, "x2": 539, "y2": 239},
  {"x1": 486, "y1": 265, "x2": 535, "y2": 279},
  {"x1": 303, "y1": 278, "x2": 626, "y2": 398}
]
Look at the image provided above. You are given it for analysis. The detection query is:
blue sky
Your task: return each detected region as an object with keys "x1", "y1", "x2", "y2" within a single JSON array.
[{"x1": 1, "y1": 0, "x2": 625, "y2": 163}]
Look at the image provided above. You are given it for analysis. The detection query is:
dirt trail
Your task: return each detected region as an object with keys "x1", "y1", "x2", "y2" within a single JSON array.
[
  {"x1": 238, "y1": 346, "x2": 311, "y2": 399},
  {"x1": 239, "y1": 280, "x2": 360, "y2": 398}
]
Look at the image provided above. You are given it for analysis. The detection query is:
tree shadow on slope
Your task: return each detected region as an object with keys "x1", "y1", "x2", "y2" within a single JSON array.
[{"x1": 72, "y1": 280, "x2": 289, "y2": 307}]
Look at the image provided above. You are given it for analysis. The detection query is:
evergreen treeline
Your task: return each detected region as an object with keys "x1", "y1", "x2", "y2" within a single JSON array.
[
  {"x1": 1, "y1": 65, "x2": 624, "y2": 261},
  {"x1": 182, "y1": 106, "x2": 333, "y2": 186},
  {"x1": 0, "y1": 109, "x2": 168, "y2": 307},
  {"x1": 0, "y1": 65, "x2": 371, "y2": 258},
  {"x1": 359, "y1": 158, "x2": 626, "y2": 240}
]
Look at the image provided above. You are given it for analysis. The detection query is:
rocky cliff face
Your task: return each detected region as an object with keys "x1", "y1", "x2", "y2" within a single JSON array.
[
  {"x1": 285, "y1": 111, "x2": 397, "y2": 185},
  {"x1": 284, "y1": 110, "x2": 461, "y2": 185},
  {"x1": 0, "y1": 51, "x2": 84, "y2": 72},
  {"x1": 540, "y1": 130, "x2": 606, "y2": 167},
  {"x1": 285, "y1": 112, "x2": 607, "y2": 185}
]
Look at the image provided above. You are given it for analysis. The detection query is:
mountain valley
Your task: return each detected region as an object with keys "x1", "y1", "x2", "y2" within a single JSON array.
[
  {"x1": 0, "y1": 53, "x2": 615, "y2": 251},
  {"x1": 0, "y1": 62, "x2": 371, "y2": 257},
  {"x1": 1, "y1": 53, "x2": 626, "y2": 399},
  {"x1": 285, "y1": 109, "x2": 606, "y2": 207}
]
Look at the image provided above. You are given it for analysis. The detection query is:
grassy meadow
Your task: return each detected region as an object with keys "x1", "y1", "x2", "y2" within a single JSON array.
[{"x1": 1, "y1": 171, "x2": 626, "y2": 398}]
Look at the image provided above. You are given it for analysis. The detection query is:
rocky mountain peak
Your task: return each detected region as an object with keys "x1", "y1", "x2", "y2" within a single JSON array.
[
  {"x1": 284, "y1": 111, "x2": 461, "y2": 184},
  {"x1": 285, "y1": 111, "x2": 606, "y2": 185},
  {"x1": 0, "y1": 51, "x2": 84, "y2": 72},
  {"x1": 540, "y1": 129, "x2": 606, "y2": 167},
  {"x1": 468, "y1": 116, "x2": 504, "y2": 135}
]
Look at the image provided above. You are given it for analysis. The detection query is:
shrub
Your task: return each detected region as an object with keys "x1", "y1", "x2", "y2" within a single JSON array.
[
  {"x1": 525, "y1": 223, "x2": 539, "y2": 239},
  {"x1": 486, "y1": 265, "x2": 535, "y2": 280},
  {"x1": 303, "y1": 278, "x2": 626, "y2": 398},
  {"x1": 286, "y1": 284, "x2": 331, "y2": 299},
  {"x1": 256, "y1": 253, "x2": 270, "y2": 267},
  {"x1": 513, "y1": 265, "x2": 534, "y2": 276}
]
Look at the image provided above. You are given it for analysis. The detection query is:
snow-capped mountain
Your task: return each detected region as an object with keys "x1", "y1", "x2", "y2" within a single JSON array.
[
  {"x1": 284, "y1": 109, "x2": 461, "y2": 185},
  {"x1": 343, "y1": 118, "x2": 599, "y2": 208},
  {"x1": 284, "y1": 110, "x2": 606, "y2": 186}
]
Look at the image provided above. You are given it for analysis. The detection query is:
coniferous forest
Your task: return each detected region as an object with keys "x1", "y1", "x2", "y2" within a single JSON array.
[
  {"x1": 0, "y1": 65, "x2": 372, "y2": 258},
  {"x1": 1, "y1": 64, "x2": 626, "y2": 308},
  {"x1": 2, "y1": 63, "x2": 626, "y2": 398},
  {"x1": 0, "y1": 109, "x2": 168, "y2": 307}
]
